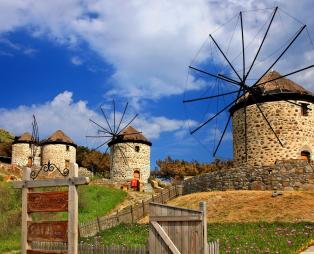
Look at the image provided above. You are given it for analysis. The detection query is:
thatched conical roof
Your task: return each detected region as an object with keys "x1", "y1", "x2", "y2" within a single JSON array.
[
  {"x1": 230, "y1": 70, "x2": 314, "y2": 114},
  {"x1": 256, "y1": 70, "x2": 312, "y2": 95},
  {"x1": 108, "y1": 125, "x2": 151, "y2": 146},
  {"x1": 13, "y1": 132, "x2": 33, "y2": 144},
  {"x1": 41, "y1": 130, "x2": 76, "y2": 147}
]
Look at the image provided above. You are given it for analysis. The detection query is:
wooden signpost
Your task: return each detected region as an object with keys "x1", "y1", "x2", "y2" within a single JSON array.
[{"x1": 13, "y1": 163, "x2": 90, "y2": 254}]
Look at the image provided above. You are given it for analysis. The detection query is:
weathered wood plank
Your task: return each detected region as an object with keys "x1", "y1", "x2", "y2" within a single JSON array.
[
  {"x1": 167, "y1": 207, "x2": 176, "y2": 253},
  {"x1": 150, "y1": 215, "x2": 202, "y2": 222},
  {"x1": 160, "y1": 204, "x2": 169, "y2": 254},
  {"x1": 22, "y1": 167, "x2": 32, "y2": 254},
  {"x1": 181, "y1": 209, "x2": 189, "y2": 254},
  {"x1": 173, "y1": 207, "x2": 182, "y2": 253},
  {"x1": 68, "y1": 164, "x2": 78, "y2": 254},
  {"x1": 27, "y1": 221, "x2": 68, "y2": 242},
  {"x1": 149, "y1": 202, "x2": 202, "y2": 213},
  {"x1": 200, "y1": 202, "x2": 208, "y2": 254},
  {"x1": 151, "y1": 221, "x2": 180, "y2": 254},
  {"x1": 27, "y1": 250, "x2": 67, "y2": 254},
  {"x1": 28, "y1": 192, "x2": 68, "y2": 213},
  {"x1": 13, "y1": 177, "x2": 90, "y2": 189}
]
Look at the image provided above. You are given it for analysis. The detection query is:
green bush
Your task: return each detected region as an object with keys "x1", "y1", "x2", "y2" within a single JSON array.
[{"x1": 0, "y1": 182, "x2": 21, "y2": 252}]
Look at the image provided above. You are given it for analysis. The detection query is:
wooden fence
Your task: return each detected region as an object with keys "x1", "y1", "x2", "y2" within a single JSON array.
[
  {"x1": 208, "y1": 240, "x2": 219, "y2": 254},
  {"x1": 32, "y1": 241, "x2": 148, "y2": 254},
  {"x1": 79, "y1": 185, "x2": 183, "y2": 237},
  {"x1": 32, "y1": 240, "x2": 219, "y2": 254}
]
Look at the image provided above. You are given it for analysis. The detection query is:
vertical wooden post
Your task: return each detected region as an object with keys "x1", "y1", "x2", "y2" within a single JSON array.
[
  {"x1": 97, "y1": 216, "x2": 101, "y2": 232},
  {"x1": 68, "y1": 163, "x2": 79, "y2": 254},
  {"x1": 131, "y1": 205, "x2": 134, "y2": 223},
  {"x1": 177, "y1": 185, "x2": 183, "y2": 196},
  {"x1": 142, "y1": 200, "x2": 145, "y2": 216},
  {"x1": 116, "y1": 210, "x2": 119, "y2": 223},
  {"x1": 21, "y1": 167, "x2": 32, "y2": 254},
  {"x1": 200, "y1": 201, "x2": 208, "y2": 254}
]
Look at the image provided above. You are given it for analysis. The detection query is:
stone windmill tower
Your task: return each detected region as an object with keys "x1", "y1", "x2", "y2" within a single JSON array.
[
  {"x1": 108, "y1": 125, "x2": 152, "y2": 184},
  {"x1": 12, "y1": 132, "x2": 38, "y2": 167},
  {"x1": 230, "y1": 71, "x2": 314, "y2": 166},
  {"x1": 41, "y1": 130, "x2": 77, "y2": 169}
]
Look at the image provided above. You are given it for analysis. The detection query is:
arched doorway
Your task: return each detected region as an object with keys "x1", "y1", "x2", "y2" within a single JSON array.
[
  {"x1": 27, "y1": 157, "x2": 33, "y2": 167},
  {"x1": 133, "y1": 169, "x2": 141, "y2": 180},
  {"x1": 300, "y1": 151, "x2": 311, "y2": 161}
]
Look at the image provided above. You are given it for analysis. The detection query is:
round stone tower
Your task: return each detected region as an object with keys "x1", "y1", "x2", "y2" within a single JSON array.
[
  {"x1": 12, "y1": 132, "x2": 34, "y2": 166},
  {"x1": 41, "y1": 130, "x2": 76, "y2": 169},
  {"x1": 108, "y1": 125, "x2": 151, "y2": 184},
  {"x1": 230, "y1": 70, "x2": 314, "y2": 166}
]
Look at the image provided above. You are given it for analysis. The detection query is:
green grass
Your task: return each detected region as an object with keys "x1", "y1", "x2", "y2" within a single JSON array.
[
  {"x1": 82, "y1": 223, "x2": 149, "y2": 246},
  {"x1": 0, "y1": 181, "x2": 21, "y2": 253},
  {"x1": 82, "y1": 222, "x2": 314, "y2": 253},
  {"x1": 78, "y1": 184, "x2": 127, "y2": 223},
  {"x1": 0, "y1": 183, "x2": 127, "y2": 252},
  {"x1": 207, "y1": 222, "x2": 314, "y2": 254}
]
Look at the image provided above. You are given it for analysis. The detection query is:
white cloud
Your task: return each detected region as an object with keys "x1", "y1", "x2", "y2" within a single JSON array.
[
  {"x1": 1, "y1": 0, "x2": 313, "y2": 101},
  {"x1": 0, "y1": 37, "x2": 37, "y2": 56},
  {"x1": 0, "y1": 91, "x2": 190, "y2": 148},
  {"x1": 71, "y1": 56, "x2": 83, "y2": 65}
]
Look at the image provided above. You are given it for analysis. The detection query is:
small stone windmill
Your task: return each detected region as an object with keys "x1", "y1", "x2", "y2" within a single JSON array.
[
  {"x1": 108, "y1": 125, "x2": 151, "y2": 184},
  {"x1": 88, "y1": 101, "x2": 152, "y2": 190}
]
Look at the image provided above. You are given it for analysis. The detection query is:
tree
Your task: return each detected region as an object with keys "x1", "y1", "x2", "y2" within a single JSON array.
[
  {"x1": 155, "y1": 156, "x2": 233, "y2": 178},
  {"x1": 76, "y1": 146, "x2": 110, "y2": 176}
]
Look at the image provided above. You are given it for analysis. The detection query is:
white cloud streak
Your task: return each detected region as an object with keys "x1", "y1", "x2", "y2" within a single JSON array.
[
  {"x1": 1, "y1": 1, "x2": 313, "y2": 100},
  {"x1": 0, "y1": 91, "x2": 188, "y2": 147}
]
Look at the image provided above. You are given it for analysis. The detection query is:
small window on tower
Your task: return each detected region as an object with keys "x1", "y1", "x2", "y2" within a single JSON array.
[
  {"x1": 27, "y1": 157, "x2": 33, "y2": 167},
  {"x1": 66, "y1": 145, "x2": 70, "y2": 151},
  {"x1": 65, "y1": 159, "x2": 70, "y2": 169},
  {"x1": 301, "y1": 103, "x2": 309, "y2": 116},
  {"x1": 301, "y1": 151, "x2": 311, "y2": 162},
  {"x1": 135, "y1": 146, "x2": 140, "y2": 152}
]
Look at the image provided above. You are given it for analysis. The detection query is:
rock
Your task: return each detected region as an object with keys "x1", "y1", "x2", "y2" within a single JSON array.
[
  {"x1": 272, "y1": 191, "x2": 283, "y2": 197},
  {"x1": 250, "y1": 181, "x2": 266, "y2": 190},
  {"x1": 301, "y1": 184, "x2": 314, "y2": 191}
]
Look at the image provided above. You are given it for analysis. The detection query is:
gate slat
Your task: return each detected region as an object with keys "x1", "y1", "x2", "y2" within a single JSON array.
[
  {"x1": 149, "y1": 202, "x2": 212, "y2": 254},
  {"x1": 151, "y1": 222, "x2": 180, "y2": 254}
]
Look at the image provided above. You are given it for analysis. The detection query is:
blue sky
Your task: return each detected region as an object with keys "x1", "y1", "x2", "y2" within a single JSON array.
[{"x1": 0, "y1": 0, "x2": 314, "y2": 168}]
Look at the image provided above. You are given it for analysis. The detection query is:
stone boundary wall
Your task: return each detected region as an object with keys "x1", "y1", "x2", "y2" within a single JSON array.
[
  {"x1": 78, "y1": 167, "x2": 94, "y2": 178},
  {"x1": 183, "y1": 160, "x2": 314, "y2": 194}
]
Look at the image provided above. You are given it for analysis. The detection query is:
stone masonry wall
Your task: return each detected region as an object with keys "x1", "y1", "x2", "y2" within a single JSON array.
[
  {"x1": 11, "y1": 143, "x2": 41, "y2": 166},
  {"x1": 232, "y1": 100, "x2": 314, "y2": 166},
  {"x1": 183, "y1": 160, "x2": 314, "y2": 194},
  {"x1": 110, "y1": 142, "x2": 150, "y2": 183},
  {"x1": 41, "y1": 144, "x2": 76, "y2": 169}
]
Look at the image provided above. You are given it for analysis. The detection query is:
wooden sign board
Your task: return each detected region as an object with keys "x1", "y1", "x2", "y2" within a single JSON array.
[
  {"x1": 27, "y1": 250, "x2": 67, "y2": 254},
  {"x1": 27, "y1": 221, "x2": 68, "y2": 242},
  {"x1": 28, "y1": 192, "x2": 68, "y2": 213}
]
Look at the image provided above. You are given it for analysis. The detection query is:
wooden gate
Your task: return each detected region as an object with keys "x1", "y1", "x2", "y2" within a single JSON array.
[
  {"x1": 149, "y1": 202, "x2": 208, "y2": 254},
  {"x1": 13, "y1": 163, "x2": 90, "y2": 254}
]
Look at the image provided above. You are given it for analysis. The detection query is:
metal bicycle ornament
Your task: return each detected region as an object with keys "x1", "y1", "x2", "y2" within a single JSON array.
[
  {"x1": 183, "y1": 6, "x2": 314, "y2": 160},
  {"x1": 30, "y1": 160, "x2": 69, "y2": 180}
]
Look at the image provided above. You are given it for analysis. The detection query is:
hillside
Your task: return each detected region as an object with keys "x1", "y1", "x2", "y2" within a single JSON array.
[
  {"x1": 0, "y1": 129, "x2": 14, "y2": 159},
  {"x1": 168, "y1": 190, "x2": 314, "y2": 222},
  {"x1": 0, "y1": 179, "x2": 127, "y2": 253}
]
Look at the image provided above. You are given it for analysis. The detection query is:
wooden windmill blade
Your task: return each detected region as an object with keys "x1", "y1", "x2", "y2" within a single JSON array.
[
  {"x1": 183, "y1": 6, "x2": 314, "y2": 161},
  {"x1": 30, "y1": 115, "x2": 40, "y2": 164},
  {"x1": 87, "y1": 100, "x2": 140, "y2": 161}
]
